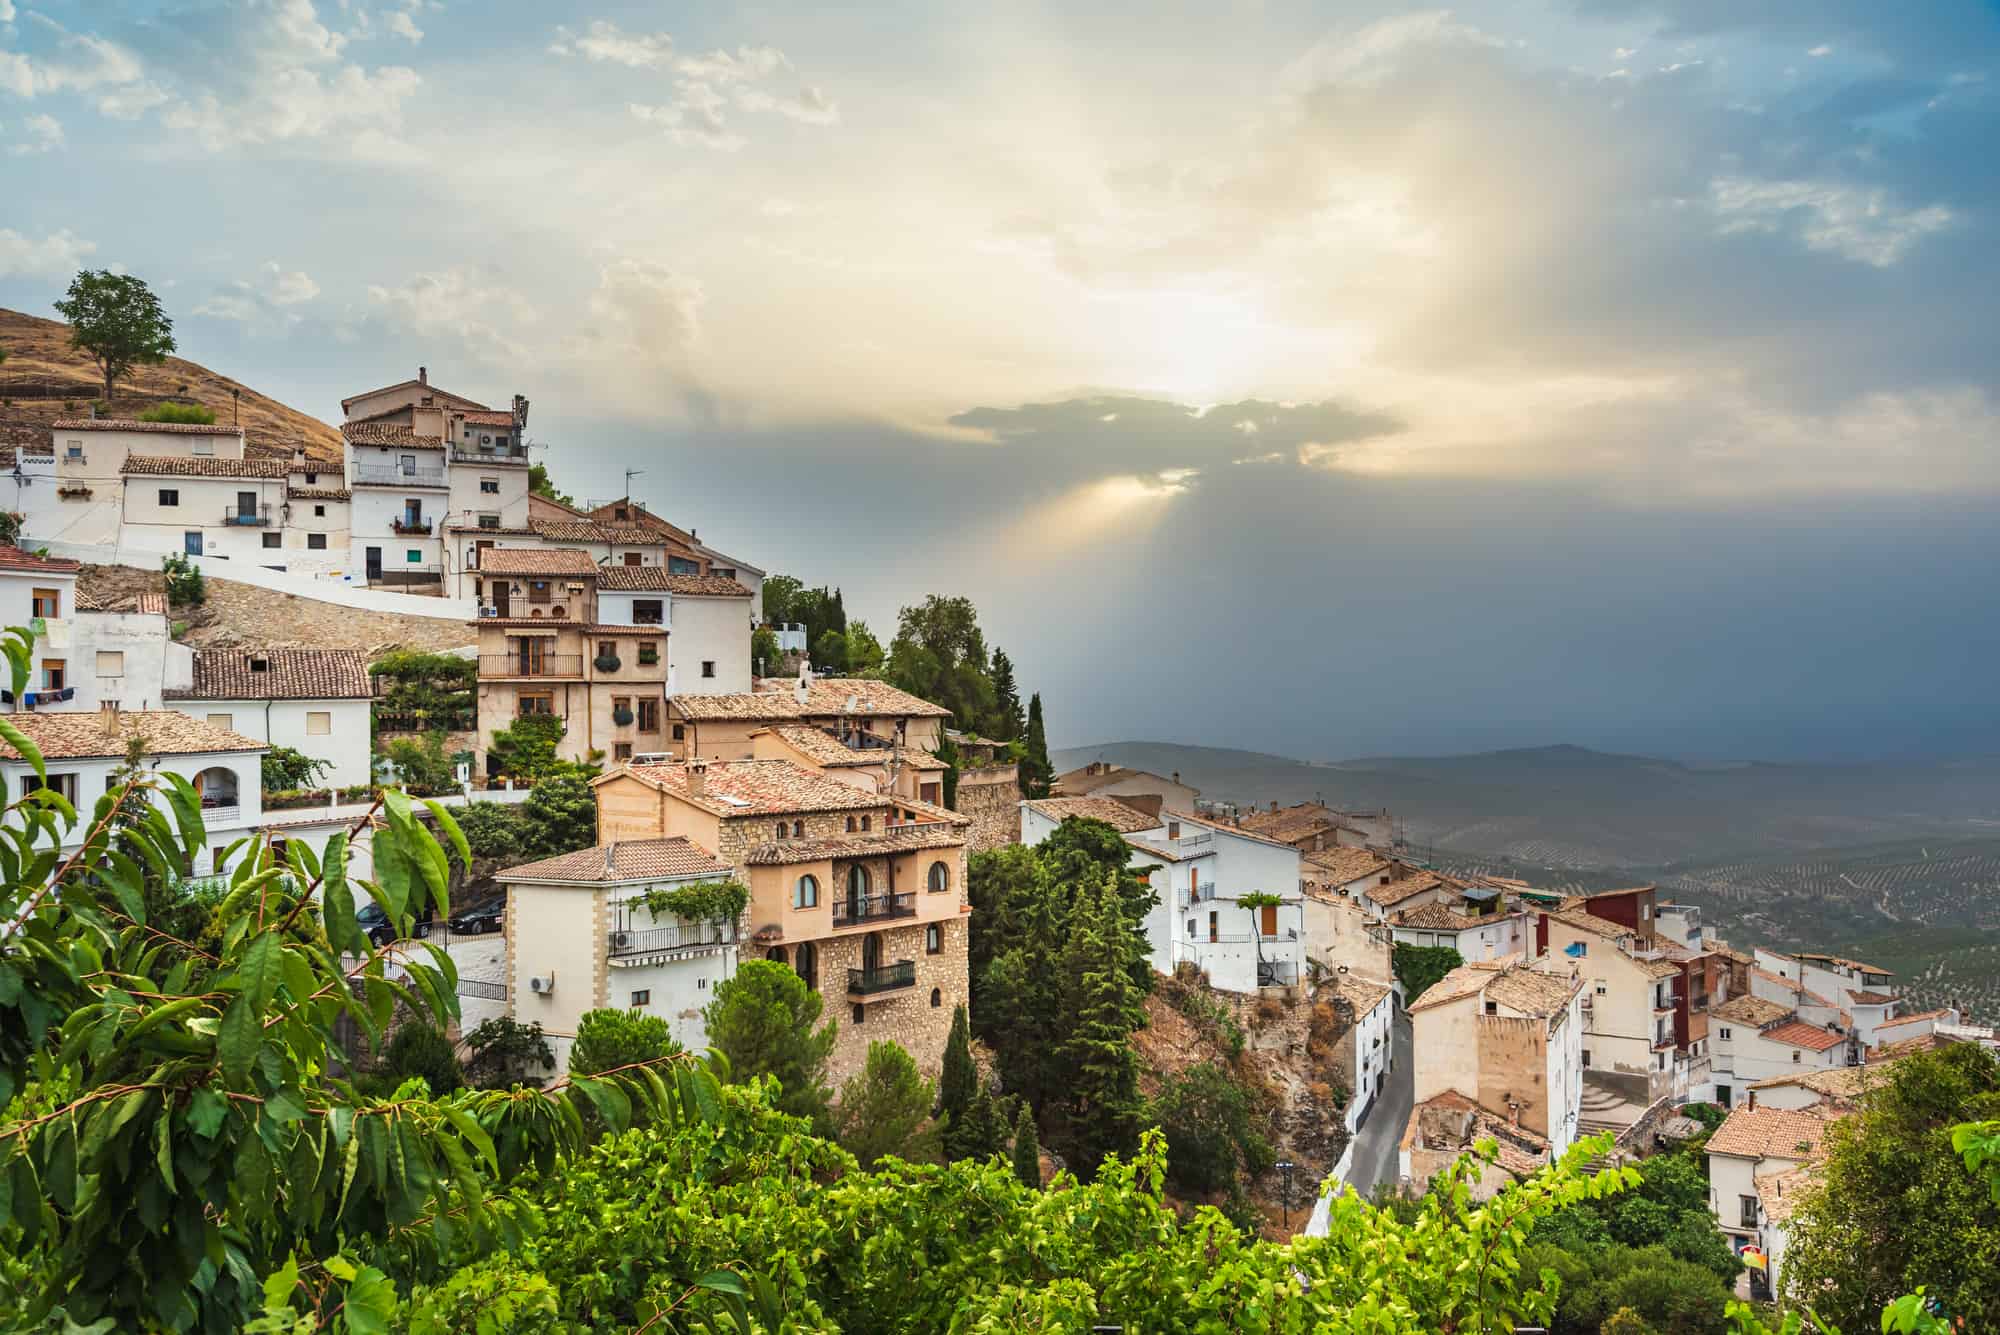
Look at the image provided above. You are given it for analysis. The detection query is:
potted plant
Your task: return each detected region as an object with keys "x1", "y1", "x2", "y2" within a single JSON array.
[
  {"x1": 594, "y1": 651, "x2": 622, "y2": 672},
  {"x1": 612, "y1": 705, "x2": 635, "y2": 726}
]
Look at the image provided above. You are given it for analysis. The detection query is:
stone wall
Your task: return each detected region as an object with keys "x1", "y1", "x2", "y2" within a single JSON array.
[
  {"x1": 954, "y1": 766, "x2": 1021, "y2": 852},
  {"x1": 756, "y1": 915, "x2": 967, "y2": 1085},
  {"x1": 1476, "y1": 1014, "x2": 1552, "y2": 1140}
]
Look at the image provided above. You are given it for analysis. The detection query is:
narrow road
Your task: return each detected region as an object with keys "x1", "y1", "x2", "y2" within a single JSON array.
[{"x1": 1346, "y1": 1009, "x2": 1414, "y2": 1198}]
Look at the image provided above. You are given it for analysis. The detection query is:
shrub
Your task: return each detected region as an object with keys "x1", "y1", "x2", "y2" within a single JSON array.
[
  {"x1": 570, "y1": 1008, "x2": 679, "y2": 1078},
  {"x1": 138, "y1": 401, "x2": 216, "y2": 425},
  {"x1": 161, "y1": 552, "x2": 205, "y2": 606},
  {"x1": 704, "y1": 959, "x2": 837, "y2": 1134},
  {"x1": 522, "y1": 773, "x2": 596, "y2": 857},
  {"x1": 262, "y1": 744, "x2": 331, "y2": 792},
  {"x1": 381, "y1": 1022, "x2": 462, "y2": 1095},
  {"x1": 462, "y1": 1016, "x2": 556, "y2": 1089},
  {"x1": 385, "y1": 730, "x2": 458, "y2": 796},
  {"x1": 836, "y1": 1040, "x2": 941, "y2": 1168},
  {"x1": 453, "y1": 801, "x2": 533, "y2": 864},
  {"x1": 1148, "y1": 1061, "x2": 1272, "y2": 1198}
]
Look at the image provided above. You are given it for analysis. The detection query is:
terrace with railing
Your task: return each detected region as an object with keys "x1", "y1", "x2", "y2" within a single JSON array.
[
  {"x1": 847, "y1": 959, "x2": 917, "y2": 997},
  {"x1": 832, "y1": 892, "x2": 916, "y2": 927},
  {"x1": 354, "y1": 464, "x2": 447, "y2": 487},
  {"x1": 607, "y1": 922, "x2": 737, "y2": 959}
]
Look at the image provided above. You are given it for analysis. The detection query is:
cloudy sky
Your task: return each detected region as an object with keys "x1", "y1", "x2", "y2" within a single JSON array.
[{"x1": 3, "y1": 1, "x2": 1997, "y2": 763}]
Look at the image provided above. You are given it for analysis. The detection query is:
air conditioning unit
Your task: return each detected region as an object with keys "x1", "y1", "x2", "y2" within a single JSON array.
[
  {"x1": 610, "y1": 931, "x2": 631, "y2": 949},
  {"x1": 528, "y1": 974, "x2": 554, "y2": 994},
  {"x1": 478, "y1": 605, "x2": 498, "y2": 618}
]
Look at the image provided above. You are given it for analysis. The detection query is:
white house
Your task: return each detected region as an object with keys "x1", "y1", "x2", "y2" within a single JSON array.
[
  {"x1": 0, "y1": 708, "x2": 267, "y2": 875},
  {"x1": 1708, "y1": 994, "x2": 1850, "y2": 1108},
  {"x1": 1704, "y1": 1102, "x2": 1834, "y2": 1299},
  {"x1": 0, "y1": 545, "x2": 86, "y2": 712},
  {"x1": 500, "y1": 837, "x2": 742, "y2": 1067},
  {"x1": 72, "y1": 588, "x2": 177, "y2": 713},
  {"x1": 1388, "y1": 893, "x2": 1533, "y2": 963},
  {"x1": 1327, "y1": 972, "x2": 1397, "y2": 1134},
  {"x1": 593, "y1": 567, "x2": 755, "y2": 696},
  {"x1": 1406, "y1": 957, "x2": 1586, "y2": 1160},
  {"x1": 163, "y1": 649, "x2": 375, "y2": 788}
]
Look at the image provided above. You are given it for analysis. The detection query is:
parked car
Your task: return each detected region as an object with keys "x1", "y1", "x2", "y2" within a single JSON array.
[
  {"x1": 356, "y1": 902, "x2": 433, "y2": 948},
  {"x1": 448, "y1": 894, "x2": 507, "y2": 936}
]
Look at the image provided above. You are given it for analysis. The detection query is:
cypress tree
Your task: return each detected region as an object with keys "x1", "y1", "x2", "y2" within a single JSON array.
[
  {"x1": 959, "y1": 1086, "x2": 1008, "y2": 1161},
  {"x1": 937, "y1": 1004, "x2": 977, "y2": 1155},
  {"x1": 1055, "y1": 876, "x2": 1145, "y2": 1175},
  {"x1": 991, "y1": 649, "x2": 1024, "y2": 740},
  {"x1": 1020, "y1": 693, "x2": 1054, "y2": 798},
  {"x1": 1011, "y1": 1102, "x2": 1041, "y2": 1189}
]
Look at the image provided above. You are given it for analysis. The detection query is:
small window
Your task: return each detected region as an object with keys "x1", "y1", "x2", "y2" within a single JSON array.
[
  {"x1": 928, "y1": 861, "x2": 949, "y2": 893},
  {"x1": 1739, "y1": 1195, "x2": 1759, "y2": 1229},
  {"x1": 158, "y1": 488, "x2": 179, "y2": 507},
  {"x1": 1792, "y1": 1050, "x2": 1801, "y2": 1063},
  {"x1": 630, "y1": 990, "x2": 651, "y2": 1007},
  {"x1": 305, "y1": 472, "x2": 318, "y2": 484},
  {"x1": 672, "y1": 723, "x2": 685, "y2": 741},
  {"x1": 637, "y1": 699, "x2": 659, "y2": 731},
  {"x1": 480, "y1": 477, "x2": 500, "y2": 494},
  {"x1": 40, "y1": 659, "x2": 65, "y2": 690},
  {"x1": 930, "y1": 987, "x2": 942, "y2": 1007},
  {"x1": 1719, "y1": 1027, "x2": 1732, "y2": 1041},
  {"x1": 637, "y1": 641, "x2": 659, "y2": 666},
  {"x1": 791, "y1": 820, "x2": 803, "y2": 838},
  {"x1": 192, "y1": 438, "x2": 214, "y2": 457},
  {"x1": 614, "y1": 743, "x2": 633, "y2": 761},
  {"x1": 1168, "y1": 820, "x2": 1181, "y2": 839},
  {"x1": 478, "y1": 514, "x2": 500, "y2": 529},
  {"x1": 614, "y1": 507, "x2": 629, "y2": 520},
  {"x1": 794, "y1": 874, "x2": 819, "y2": 909},
  {"x1": 306, "y1": 711, "x2": 331, "y2": 736},
  {"x1": 30, "y1": 588, "x2": 60, "y2": 619},
  {"x1": 845, "y1": 816, "x2": 857, "y2": 833},
  {"x1": 1484, "y1": 1000, "x2": 1498, "y2": 1015},
  {"x1": 601, "y1": 641, "x2": 617, "y2": 660},
  {"x1": 852, "y1": 1003, "x2": 864, "y2": 1025},
  {"x1": 406, "y1": 550, "x2": 422, "y2": 563},
  {"x1": 65, "y1": 439, "x2": 82, "y2": 458},
  {"x1": 634, "y1": 599, "x2": 664, "y2": 624},
  {"x1": 313, "y1": 504, "x2": 326, "y2": 517},
  {"x1": 926, "y1": 923, "x2": 941, "y2": 954},
  {"x1": 262, "y1": 532, "x2": 282, "y2": 549},
  {"x1": 701, "y1": 660, "x2": 717, "y2": 678},
  {"x1": 860, "y1": 814, "x2": 871, "y2": 832},
  {"x1": 308, "y1": 533, "x2": 326, "y2": 550},
  {"x1": 774, "y1": 822, "x2": 788, "y2": 841},
  {"x1": 95, "y1": 651, "x2": 123, "y2": 677},
  {"x1": 517, "y1": 693, "x2": 554, "y2": 716}
]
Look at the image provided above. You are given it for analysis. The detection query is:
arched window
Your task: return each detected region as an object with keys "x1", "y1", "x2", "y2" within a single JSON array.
[
  {"x1": 191, "y1": 766, "x2": 239, "y2": 810},
  {"x1": 862, "y1": 931, "x2": 883, "y2": 975},
  {"x1": 795, "y1": 941, "x2": 818, "y2": 991},
  {"x1": 766, "y1": 945, "x2": 788, "y2": 967},
  {"x1": 792, "y1": 819, "x2": 804, "y2": 838},
  {"x1": 927, "y1": 860, "x2": 949, "y2": 893},
  {"x1": 860, "y1": 814, "x2": 871, "y2": 831},
  {"x1": 930, "y1": 987, "x2": 942, "y2": 1008},
  {"x1": 794, "y1": 874, "x2": 819, "y2": 909},
  {"x1": 926, "y1": 923, "x2": 942, "y2": 954},
  {"x1": 845, "y1": 815, "x2": 857, "y2": 833},
  {"x1": 774, "y1": 821, "x2": 787, "y2": 841},
  {"x1": 848, "y1": 864, "x2": 870, "y2": 898}
]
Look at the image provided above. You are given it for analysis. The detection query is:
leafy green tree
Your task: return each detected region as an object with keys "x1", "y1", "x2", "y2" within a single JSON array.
[
  {"x1": 368, "y1": 650, "x2": 476, "y2": 731},
  {"x1": 382, "y1": 1021, "x2": 464, "y2": 1095},
  {"x1": 262, "y1": 743, "x2": 331, "y2": 793},
  {"x1": 1782, "y1": 1042, "x2": 2000, "y2": 1331},
  {"x1": 53, "y1": 269, "x2": 176, "y2": 399},
  {"x1": 1528, "y1": 1242, "x2": 1731, "y2": 1334},
  {"x1": 385, "y1": 728, "x2": 457, "y2": 795},
  {"x1": 522, "y1": 772, "x2": 596, "y2": 856},
  {"x1": 1019, "y1": 692, "x2": 1054, "y2": 797},
  {"x1": 570, "y1": 1007, "x2": 680, "y2": 1077},
  {"x1": 814, "y1": 627, "x2": 848, "y2": 671},
  {"x1": 703, "y1": 958, "x2": 838, "y2": 1133},
  {"x1": 451, "y1": 800, "x2": 532, "y2": 864},
  {"x1": 836, "y1": 1040, "x2": 941, "y2": 1168},
  {"x1": 991, "y1": 647, "x2": 1024, "y2": 739},
  {"x1": 885, "y1": 593, "x2": 1001, "y2": 732},
  {"x1": 1395, "y1": 942, "x2": 1464, "y2": 1003},
  {"x1": 487, "y1": 712, "x2": 596, "y2": 785},
  {"x1": 462, "y1": 1015, "x2": 556, "y2": 1089},
  {"x1": 751, "y1": 624, "x2": 781, "y2": 674},
  {"x1": 528, "y1": 461, "x2": 573, "y2": 506},
  {"x1": 1150, "y1": 1061, "x2": 1275, "y2": 1198},
  {"x1": 956, "y1": 1085, "x2": 1009, "y2": 1162},
  {"x1": 844, "y1": 618, "x2": 886, "y2": 674},
  {"x1": 937, "y1": 1003, "x2": 978, "y2": 1154},
  {"x1": 1056, "y1": 877, "x2": 1147, "y2": 1175},
  {"x1": 160, "y1": 551, "x2": 205, "y2": 606},
  {"x1": 1012, "y1": 1101, "x2": 1042, "y2": 1187},
  {"x1": 760, "y1": 574, "x2": 803, "y2": 627}
]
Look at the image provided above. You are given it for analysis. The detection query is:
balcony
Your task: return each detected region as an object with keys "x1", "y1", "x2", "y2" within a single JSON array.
[
  {"x1": 353, "y1": 465, "x2": 447, "y2": 488},
  {"x1": 391, "y1": 516, "x2": 434, "y2": 535},
  {"x1": 608, "y1": 922, "x2": 736, "y2": 960},
  {"x1": 222, "y1": 506, "x2": 273, "y2": 527},
  {"x1": 367, "y1": 565, "x2": 442, "y2": 587},
  {"x1": 832, "y1": 892, "x2": 916, "y2": 927},
  {"x1": 479, "y1": 653, "x2": 583, "y2": 678},
  {"x1": 451, "y1": 443, "x2": 529, "y2": 465},
  {"x1": 848, "y1": 959, "x2": 917, "y2": 999},
  {"x1": 199, "y1": 803, "x2": 242, "y2": 827}
]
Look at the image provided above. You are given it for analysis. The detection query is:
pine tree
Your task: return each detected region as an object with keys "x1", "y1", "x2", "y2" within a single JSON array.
[
  {"x1": 937, "y1": 1004, "x2": 977, "y2": 1154},
  {"x1": 958, "y1": 1085, "x2": 1008, "y2": 1162},
  {"x1": 1020, "y1": 693, "x2": 1054, "y2": 798},
  {"x1": 1054, "y1": 876, "x2": 1145, "y2": 1175},
  {"x1": 1011, "y1": 1102, "x2": 1042, "y2": 1188},
  {"x1": 991, "y1": 649, "x2": 1024, "y2": 740}
]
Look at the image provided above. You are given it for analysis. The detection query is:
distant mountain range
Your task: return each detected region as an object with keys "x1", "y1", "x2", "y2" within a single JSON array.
[{"x1": 1052, "y1": 741, "x2": 2000, "y2": 870}]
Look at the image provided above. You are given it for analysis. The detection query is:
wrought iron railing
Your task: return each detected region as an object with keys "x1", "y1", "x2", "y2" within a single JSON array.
[
  {"x1": 608, "y1": 923, "x2": 736, "y2": 956},
  {"x1": 221, "y1": 507, "x2": 273, "y2": 526},
  {"x1": 354, "y1": 465, "x2": 447, "y2": 487},
  {"x1": 848, "y1": 959, "x2": 917, "y2": 995},
  {"x1": 832, "y1": 892, "x2": 916, "y2": 926}
]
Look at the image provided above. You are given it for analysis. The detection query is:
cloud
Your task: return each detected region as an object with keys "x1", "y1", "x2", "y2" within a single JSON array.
[
  {"x1": 736, "y1": 83, "x2": 839, "y2": 126},
  {"x1": 631, "y1": 84, "x2": 742, "y2": 151},
  {"x1": 0, "y1": 14, "x2": 143, "y2": 98},
  {"x1": 548, "y1": 19, "x2": 674, "y2": 68},
  {"x1": 3, "y1": 113, "x2": 64, "y2": 156},
  {"x1": 364, "y1": 268, "x2": 538, "y2": 364},
  {"x1": 385, "y1": 11, "x2": 423, "y2": 44},
  {"x1": 1709, "y1": 176, "x2": 1956, "y2": 267},
  {"x1": 194, "y1": 261, "x2": 322, "y2": 327},
  {"x1": 554, "y1": 22, "x2": 837, "y2": 146},
  {"x1": 0, "y1": 228, "x2": 96, "y2": 278}
]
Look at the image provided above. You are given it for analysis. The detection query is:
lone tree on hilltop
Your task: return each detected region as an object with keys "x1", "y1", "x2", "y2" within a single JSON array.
[{"x1": 53, "y1": 270, "x2": 176, "y2": 400}]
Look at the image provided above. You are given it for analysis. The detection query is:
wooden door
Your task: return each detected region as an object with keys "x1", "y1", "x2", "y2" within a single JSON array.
[{"x1": 1260, "y1": 903, "x2": 1278, "y2": 936}]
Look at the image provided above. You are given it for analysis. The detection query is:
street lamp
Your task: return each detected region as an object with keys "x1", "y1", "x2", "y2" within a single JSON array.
[{"x1": 1275, "y1": 1158, "x2": 1297, "y2": 1229}]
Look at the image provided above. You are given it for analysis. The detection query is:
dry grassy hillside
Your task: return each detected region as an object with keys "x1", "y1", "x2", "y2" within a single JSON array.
[
  {"x1": 79, "y1": 565, "x2": 474, "y2": 658},
  {"x1": 0, "y1": 307, "x2": 341, "y2": 464}
]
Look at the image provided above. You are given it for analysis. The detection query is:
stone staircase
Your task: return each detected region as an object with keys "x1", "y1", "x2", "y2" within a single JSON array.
[{"x1": 1579, "y1": 1081, "x2": 1634, "y2": 1137}]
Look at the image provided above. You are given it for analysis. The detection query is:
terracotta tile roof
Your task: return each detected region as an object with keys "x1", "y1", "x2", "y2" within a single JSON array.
[
  {"x1": 466, "y1": 618, "x2": 588, "y2": 631},
  {"x1": 50, "y1": 418, "x2": 243, "y2": 436},
  {"x1": 1238, "y1": 803, "x2": 1372, "y2": 844},
  {"x1": 134, "y1": 592, "x2": 167, "y2": 616},
  {"x1": 743, "y1": 822, "x2": 967, "y2": 865},
  {"x1": 341, "y1": 422, "x2": 446, "y2": 447},
  {"x1": 1632, "y1": 953, "x2": 1684, "y2": 979},
  {"x1": 671, "y1": 692, "x2": 805, "y2": 722},
  {"x1": 1755, "y1": 1163, "x2": 1820, "y2": 1223},
  {"x1": 120, "y1": 455, "x2": 291, "y2": 478},
  {"x1": 341, "y1": 377, "x2": 489, "y2": 413},
  {"x1": 447, "y1": 524, "x2": 538, "y2": 536},
  {"x1": 474, "y1": 547, "x2": 600, "y2": 577},
  {"x1": 1123, "y1": 834, "x2": 1193, "y2": 863},
  {"x1": 500, "y1": 837, "x2": 732, "y2": 883},
  {"x1": 288, "y1": 486, "x2": 351, "y2": 501},
  {"x1": 1706, "y1": 1105, "x2": 1833, "y2": 1161},
  {"x1": 1485, "y1": 966, "x2": 1581, "y2": 1018},
  {"x1": 0, "y1": 544, "x2": 80, "y2": 574},
  {"x1": 1165, "y1": 807, "x2": 1300, "y2": 850},
  {"x1": 1847, "y1": 990, "x2": 1897, "y2": 1006},
  {"x1": 1748, "y1": 1063, "x2": 1897, "y2": 1102},
  {"x1": 757, "y1": 724, "x2": 884, "y2": 768},
  {"x1": 1713, "y1": 995, "x2": 1793, "y2": 1027},
  {"x1": 1796, "y1": 952, "x2": 1893, "y2": 976},
  {"x1": 458, "y1": 410, "x2": 517, "y2": 427},
  {"x1": 608, "y1": 759, "x2": 888, "y2": 818},
  {"x1": 1873, "y1": 1008, "x2": 1956, "y2": 1030},
  {"x1": 1547, "y1": 906, "x2": 1636, "y2": 941},
  {"x1": 73, "y1": 587, "x2": 107, "y2": 611},
  {"x1": 793, "y1": 678, "x2": 952, "y2": 718},
  {"x1": 166, "y1": 649, "x2": 371, "y2": 701},
  {"x1": 1326, "y1": 973, "x2": 1393, "y2": 1017},
  {"x1": 1055, "y1": 763, "x2": 1186, "y2": 797},
  {"x1": 594, "y1": 566, "x2": 749, "y2": 596},
  {"x1": 1392, "y1": 901, "x2": 1517, "y2": 931},
  {"x1": 1763, "y1": 1020, "x2": 1848, "y2": 1053},
  {"x1": 0, "y1": 709, "x2": 265, "y2": 761},
  {"x1": 1369, "y1": 870, "x2": 1452, "y2": 908},
  {"x1": 1302, "y1": 846, "x2": 1392, "y2": 886},
  {"x1": 1022, "y1": 796, "x2": 1162, "y2": 833},
  {"x1": 1869, "y1": 1032, "x2": 1956, "y2": 1060},
  {"x1": 1409, "y1": 960, "x2": 1510, "y2": 1012},
  {"x1": 528, "y1": 518, "x2": 611, "y2": 543}
]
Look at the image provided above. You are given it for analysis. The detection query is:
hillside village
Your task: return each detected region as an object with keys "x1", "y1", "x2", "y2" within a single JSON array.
[{"x1": 2, "y1": 324, "x2": 1997, "y2": 1323}]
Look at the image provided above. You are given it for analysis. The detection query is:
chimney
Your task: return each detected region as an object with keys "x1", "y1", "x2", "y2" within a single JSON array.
[
  {"x1": 418, "y1": 366, "x2": 428, "y2": 385},
  {"x1": 1269, "y1": 800, "x2": 1279, "y2": 814},
  {"x1": 1171, "y1": 771, "x2": 1181, "y2": 785},
  {"x1": 1748, "y1": 1090, "x2": 1757, "y2": 1110},
  {"x1": 687, "y1": 758, "x2": 707, "y2": 799}
]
